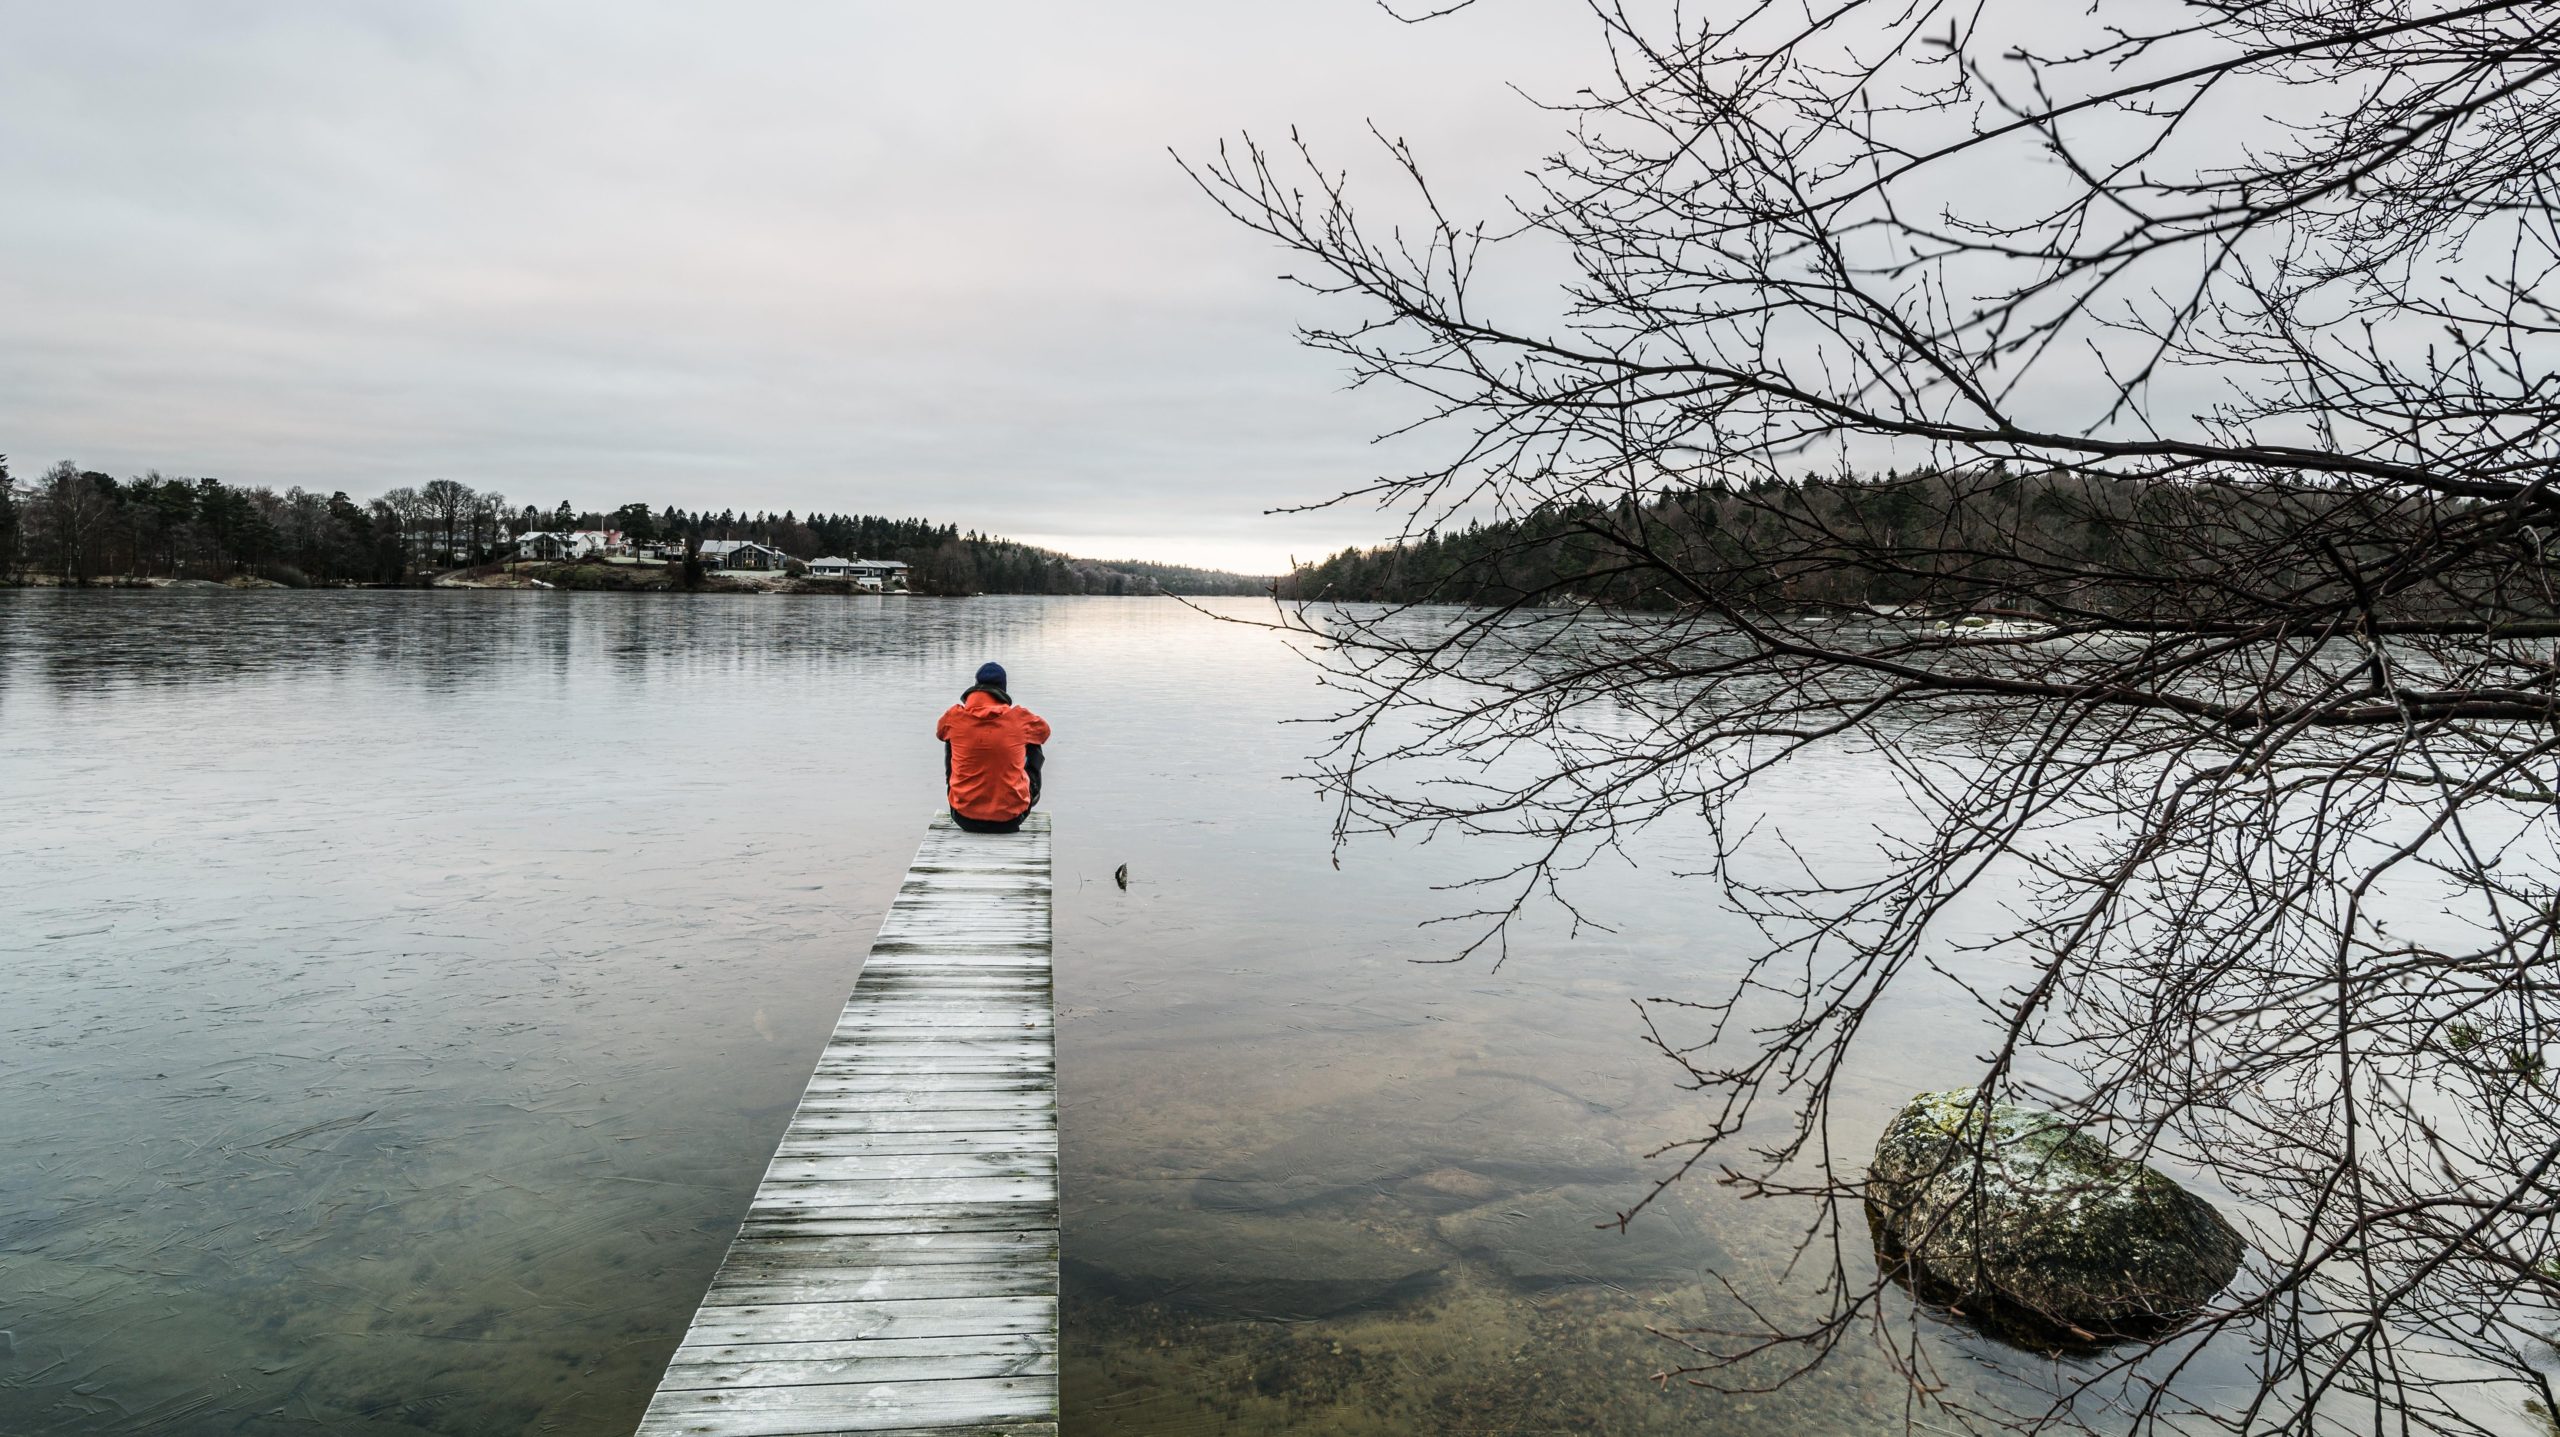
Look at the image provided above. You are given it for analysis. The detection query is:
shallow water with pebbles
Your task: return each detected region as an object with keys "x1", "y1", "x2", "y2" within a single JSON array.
[{"x1": 5, "y1": 590, "x2": 2068, "y2": 1435}]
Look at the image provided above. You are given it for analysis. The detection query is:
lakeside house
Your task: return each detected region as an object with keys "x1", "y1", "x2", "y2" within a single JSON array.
[
  {"x1": 509, "y1": 529, "x2": 630, "y2": 562},
  {"x1": 807, "y1": 557, "x2": 911, "y2": 591},
  {"x1": 511, "y1": 531, "x2": 598, "y2": 561},
  {"x1": 848, "y1": 558, "x2": 910, "y2": 591},
  {"x1": 697, "y1": 539, "x2": 791, "y2": 572}
]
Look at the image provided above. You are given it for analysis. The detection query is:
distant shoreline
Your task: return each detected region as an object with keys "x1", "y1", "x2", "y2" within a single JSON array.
[
  {"x1": 1, "y1": 567, "x2": 1264, "y2": 598},
  {"x1": 0, "y1": 568, "x2": 1259, "y2": 596}
]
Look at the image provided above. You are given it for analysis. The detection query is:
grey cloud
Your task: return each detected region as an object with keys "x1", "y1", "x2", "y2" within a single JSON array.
[{"x1": 0, "y1": 1, "x2": 1593, "y2": 572}]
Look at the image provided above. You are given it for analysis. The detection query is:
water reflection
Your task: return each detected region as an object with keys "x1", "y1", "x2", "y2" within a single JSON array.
[{"x1": 4, "y1": 590, "x2": 2025, "y2": 1435}]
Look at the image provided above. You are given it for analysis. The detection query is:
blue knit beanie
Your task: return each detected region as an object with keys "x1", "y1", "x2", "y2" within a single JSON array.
[{"x1": 975, "y1": 662, "x2": 1007, "y2": 689}]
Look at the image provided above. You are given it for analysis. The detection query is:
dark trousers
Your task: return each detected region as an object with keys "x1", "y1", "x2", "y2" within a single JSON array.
[{"x1": 951, "y1": 810, "x2": 1029, "y2": 834}]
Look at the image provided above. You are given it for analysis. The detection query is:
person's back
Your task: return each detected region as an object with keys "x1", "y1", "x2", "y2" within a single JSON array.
[{"x1": 936, "y1": 662, "x2": 1051, "y2": 833}]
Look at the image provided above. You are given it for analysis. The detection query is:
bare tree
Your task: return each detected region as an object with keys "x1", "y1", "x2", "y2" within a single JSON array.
[
  {"x1": 375, "y1": 485, "x2": 427, "y2": 579},
  {"x1": 470, "y1": 489, "x2": 509, "y2": 563},
  {"x1": 1197, "y1": 2, "x2": 2560, "y2": 1433},
  {"x1": 31, "y1": 460, "x2": 117, "y2": 586},
  {"x1": 419, "y1": 477, "x2": 475, "y2": 570}
]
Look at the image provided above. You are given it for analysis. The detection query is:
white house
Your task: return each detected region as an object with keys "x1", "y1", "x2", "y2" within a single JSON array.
[
  {"x1": 808, "y1": 556, "x2": 857, "y2": 577},
  {"x1": 509, "y1": 529, "x2": 635, "y2": 562},
  {"x1": 511, "y1": 530, "x2": 602, "y2": 561},
  {"x1": 846, "y1": 558, "x2": 911, "y2": 592}
]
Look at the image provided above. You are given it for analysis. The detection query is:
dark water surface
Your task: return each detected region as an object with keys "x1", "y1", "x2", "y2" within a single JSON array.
[{"x1": 4, "y1": 592, "x2": 2032, "y2": 1435}]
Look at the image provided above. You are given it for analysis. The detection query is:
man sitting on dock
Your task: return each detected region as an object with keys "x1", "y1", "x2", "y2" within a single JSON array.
[{"x1": 937, "y1": 662, "x2": 1051, "y2": 833}]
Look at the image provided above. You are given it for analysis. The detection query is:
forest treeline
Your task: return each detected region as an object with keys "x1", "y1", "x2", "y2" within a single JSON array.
[
  {"x1": 1277, "y1": 468, "x2": 2541, "y2": 621},
  {"x1": 0, "y1": 456, "x2": 1266, "y2": 596}
]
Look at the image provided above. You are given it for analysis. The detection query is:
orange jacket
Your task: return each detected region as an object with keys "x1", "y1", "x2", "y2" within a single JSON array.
[{"x1": 936, "y1": 690, "x2": 1052, "y2": 821}]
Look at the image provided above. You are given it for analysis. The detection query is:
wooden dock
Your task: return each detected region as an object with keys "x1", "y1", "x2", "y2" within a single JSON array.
[{"x1": 636, "y1": 813, "x2": 1057, "y2": 1437}]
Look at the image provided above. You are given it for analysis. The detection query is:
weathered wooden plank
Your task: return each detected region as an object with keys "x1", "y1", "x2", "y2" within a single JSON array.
[
  {"x1": 746, "y1": 1178, "x2": 1055, "y2": 1215},
  {"x1": 634, "y1": 1373, "x2": 1057, "y2": 1435},
  {"x1": 795, "y1": 1072, "x2": 1050, "y2": 1091},
  {"x1": 656, "y1": 1350, "x2": 1057, "y2": 1393},
  {"x1": 830, "y1": 1005, "x2": 1047, "y2": 1023},
  {"x1": 789, "y1": 1091, "x2": 1052, "y2": 1112},
  {"x1": 667, "y1": 1332, "x2": 1050, "y2": 1371},
  {"x1": 734, "y1": 1210, "x2": 1056, "y2": 1240},
  {"x1": 850, "y1": 965, "x2": 1047, "y2": 979},
  {"x1": 815, "y1": 1038, "x2": 1048, "y2": 1060},
  {"x1": 842, "y1": 996, "x2": 1047, "y2": 1011},
  {"x1": 757, "y1": 1152, "x2": 1055, "y2": 1184},
  {"x1": 864, "y1": 939, "x2": 1047, "y2": 952},
  {"x1": 839, "y1": 973, "x2": 1046, "y2": 986},
  {"x1": 831, "y1": 995, "x2": 1049, "y2": 1011},
  {"x1": 704, "y1": 1265, "x2": 1051, "y2": 1305},
  {"x1": 839, "y1": 990, "x2": 1048, "y2": 1005},
  {"x1": 877, "y1": 908, "x2": 1043, "y2": 924},
  {"x1": 714, "y1": 1232, "x2": 1056, "y2": 1268},
  {"x1": 863, "y1": 936, "x2": 1048, "y2": 953},
  {"x1": 813, "y1": 1051, "x2": 1047, "y2": 1066},
  {"x1": 813, "y1": 1032, "x2": 1050, "y2": 1050},
  {"x1": 862, "y1": 941, "x2": 1049, "y2": 955},
  {"x1": 807, "y1": 1050, "x2": 1050, "y2": 1068},
  {"x1": 802, "y1": 1064, "x2": 1048, "y2": 1082},
  {"x1": 773, "y1": 1132, "x2": 1054, "y2": 1159},
  {"x1": 830, "y1": 1008, "x2": 1048, "y2": 1024},
  {"x1": 832, "y1": 994, "x2": 1050, "y2": 1011},
  {"x1": 766, "y1": 1129, "x2": 1050, "y2": 1155},
  {"x1": 894, "y1": 885, "x2": 1052, "y2": 901},
  {"x1": 803, "y1": 1060, "x2": 1051, "y2": 1076},
  {"x1": 822, "y1": 1030, "x2": 1049, "y2": 1045},
  {"x1": 788, "y1": 1116, "x2": 1049, "y2": 1137},
  {"x1": 792, "y1": 1084, "x2": 1052, "y2": 1104},
  {"x1": 834, "y1": 977, "x2": 1049, "y2": 996},
  {"x1": 816, "y1": 1028, "x2": 1052, "y2": 1046},
  {"x1": 776, "y1": 1123, "x2": 1052, "y2": 1145},
  {"x1": 825, "y1": 1029, "x2": 1050, "y2": 1047},
  {"x1": 641, "y1": 1418, "x2": 1056, "y2": 1437},
  {"x1": 677, "y1": 1295, "x2": 1055, "y2": 1346}
]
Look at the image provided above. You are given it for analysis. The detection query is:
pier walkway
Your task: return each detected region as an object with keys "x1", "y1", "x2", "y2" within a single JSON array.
[{"x1": 636, "y1": 813, "x2": 1057, "y2": 1437}]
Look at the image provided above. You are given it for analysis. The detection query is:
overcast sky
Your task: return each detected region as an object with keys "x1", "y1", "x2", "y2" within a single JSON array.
[{"x1": 0, "y1": 3, "x2": 1595, "y2": 573}]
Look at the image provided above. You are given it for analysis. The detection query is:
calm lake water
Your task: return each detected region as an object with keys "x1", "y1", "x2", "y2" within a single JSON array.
[{"x1": 3, "y1": 591, "x2": 2067, "y2": 1435}]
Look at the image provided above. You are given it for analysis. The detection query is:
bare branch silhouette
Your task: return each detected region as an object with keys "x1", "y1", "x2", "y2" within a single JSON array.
[{"x1": 1198, "y1": 1, "x2": 2560, "y2": 1431}]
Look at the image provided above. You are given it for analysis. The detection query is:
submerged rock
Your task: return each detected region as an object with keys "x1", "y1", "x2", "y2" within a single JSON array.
[
  {"x1": 1434, "y1": 1185, "x2": 1721, "y2": 1289},
  {"x1": 1866, "y1": 1089, "x2": 2244, "y2": 1336},
  {"x1": 1065, "y1": 1207, "x2": 1443, "y2": 1320},
  {"x1": 1394, "y1": 1166, "x2": 1507, "y2": 1213},
  {"x1": 1190, "y1": 1085, "x2": 1637, "y2": 1215}
]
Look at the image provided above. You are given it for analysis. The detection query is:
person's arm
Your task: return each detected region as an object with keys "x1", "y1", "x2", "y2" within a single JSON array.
[
  {"x1": 935, "y1": 710, "x2": 955, "y2": 805},
  {"x1": 1021, "y1": 713, "x2": 1049, "y2": 808}
]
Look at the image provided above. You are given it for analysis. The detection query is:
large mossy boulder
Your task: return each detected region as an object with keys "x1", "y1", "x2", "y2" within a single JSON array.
[{"x1": 1866, "y1": 1089, "x2": 2244, "y2": 1336}]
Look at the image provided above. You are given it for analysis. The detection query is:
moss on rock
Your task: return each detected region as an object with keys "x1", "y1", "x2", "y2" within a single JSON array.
[{"x1": 1866, "y1": 1088, "x2": 2243, "y2": 1336}]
